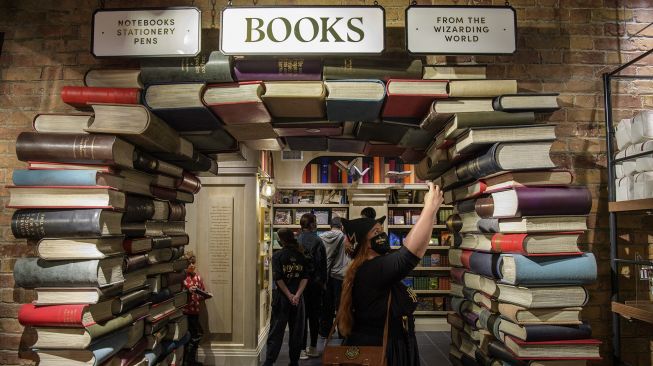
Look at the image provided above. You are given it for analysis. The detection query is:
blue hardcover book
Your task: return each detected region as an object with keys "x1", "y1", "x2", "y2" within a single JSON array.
[
  {"x1": 320, "y1": 158, "x2": 329, "y2": 184},
  {"x1": 469, "y1": 251, "x2": 501, "y2": 279},
  {"x1": 12, "y1": 169, "x2": 123, "y2": 188},
  {"x1": 389, "y1": 232, "x2": 401, "y2": 248},
  {"x1": 325, "y1": 79, "x2": 385, "y2": 122},
  {"x1": 497, "y1": 253, "x2": 597, "y2": 286},
  {"x1": 144, "y1": 83, "x2": 223, "y2": 131},
  {"x1": 160, "y1": 331, "x2": 191, "y2": 359}
]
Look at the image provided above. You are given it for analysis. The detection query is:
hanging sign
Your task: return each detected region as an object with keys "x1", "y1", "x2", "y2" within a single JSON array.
[
  {"x1": 220, "y1": 6, "x2": 385, "y2": 55},
  {"x1": 92, "y1": 7, "x2": 202, "y2": 57},
  {"x1": 406, "y1": 6, "x2": 516, "y2": 55}
]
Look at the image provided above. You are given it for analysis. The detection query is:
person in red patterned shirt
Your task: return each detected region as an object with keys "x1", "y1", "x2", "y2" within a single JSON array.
[{"x1": 183, "y1": 251, "x2": 211, "y2": 366}]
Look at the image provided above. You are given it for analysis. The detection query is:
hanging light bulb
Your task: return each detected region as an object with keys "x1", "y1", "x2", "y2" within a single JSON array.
[{"x1": 262, "y1": 179, "x2": 275, "y2": 197}]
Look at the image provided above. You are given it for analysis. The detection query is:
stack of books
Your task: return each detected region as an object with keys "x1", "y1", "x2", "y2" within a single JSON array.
[
  {"x1": 409, "y1": 72, "x2": 603, "y2": 364},
  {"x1": 9, "y1": 75, "x2": 208, "y2": 365},
  {"x1": 614, "y1": 110, "x2": 653, "y2": 201}
]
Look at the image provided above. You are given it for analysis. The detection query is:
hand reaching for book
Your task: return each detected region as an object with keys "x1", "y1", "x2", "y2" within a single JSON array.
[{"x1": 423, "y1": 182, "x2": 444, "y2": 213}]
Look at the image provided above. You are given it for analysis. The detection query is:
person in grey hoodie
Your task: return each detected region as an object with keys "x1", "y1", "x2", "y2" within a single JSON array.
[{"x1": 318, "y1": 216, "x2": 351, "y2": 338}]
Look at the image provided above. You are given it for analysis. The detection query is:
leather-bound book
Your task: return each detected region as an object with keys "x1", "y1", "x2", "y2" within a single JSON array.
[
  {"x1": 11, "y1": 208, "x2": 122, "y2": 239},
  {"x1": 140, "y1": 29, "x2": 232, "y2": 84},
  {"x1": 323, "y1": 56, "x2": 422, "y2": 81},
  {"x1": 123, "y1": 254, "x2": 149, "y2": 273},
  {"x1": 203, "y1": 81, "x2": 272, "y2": 124},
  {"x1": 325, "y1": 79, "x2": 385, "y2": 122},
  {"x1": 382, "y1": 79, "x2": 448, "y2": 118},
  {"x1": 16, "y1": 132, "x2": 136, "y2": 169},
  {"x1": 233, "y1": 57, "x2": 322, "y2": 81},
  {"x1": 144, "y1": 83, "x2": 223, "y2": 131},
  {"x1": 61, "y1": 86, "x2": 140, "y2": 108},
  {"x1": 13, "y1": 257, "x2": 124, "y2": 288},
  {"x1": 175, "y1": 172, "x2": 201, "y2": 194}
]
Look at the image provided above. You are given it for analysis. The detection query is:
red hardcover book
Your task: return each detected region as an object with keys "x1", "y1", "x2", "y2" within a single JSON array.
[
  {"x1": 305, "y1": 165, "x2": 311, "y2": 184},
  {"x1": 61, "y1": 86, "x2": 140, "y2": 108},
  {"x1": 330, "y1": 163, "x2": 338, "y2": 184},
  {"x1": 381, "y1": 79, "x2": 448, "y2": 118},
  {"x1": 362, "y1": 160, "x2": 369, "y2": 184},
  {"x1": 490, "y1": 233, "x2": 584, "y2": 256},
  {"x1": 460, "y1": 250, "x2": 473, "y2": 269},
  {"x1": 18, "y1": 303, "x2": 108, "y2": 327},
  {"x1": 504, "y1": 336, "x2": 602, "y2": 360},
  {"x1": 203, "y1": 82, "x2": 272, "y2": 125}
]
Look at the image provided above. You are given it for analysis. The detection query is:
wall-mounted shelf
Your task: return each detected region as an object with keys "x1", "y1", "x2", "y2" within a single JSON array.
[
  {"x1": 612, "y1": 301, "x2": 653, "y2": 324},
  {"x1": 608, "y1": 198, "x2": 653, "y2": 212}
]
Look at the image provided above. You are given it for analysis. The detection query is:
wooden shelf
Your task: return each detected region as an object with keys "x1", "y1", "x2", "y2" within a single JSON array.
[
  {"x1": 413, "y1": 266, "x2": 452, "y2": 271},
  {"x1": 414, "y1": 310, "x2": 454, "y2": 316},
  {"x1": 412, "y1": 290, "x2": 451, "y2": 295},
  {"x1": 609, "y1": 198, "x2": 653, "y2": 212},
  {"x1": 273, "y1": 204, "x2": 349, "y2": 208},
  {"x1": 612, "y1": 301, "x2": 653, "y2": 324},
  {"x1": 388, "y1": 224, "x2": 447, "y2": 229},
  {"x1": 272, "y1": 225, "x2": 331, "y2": 229}
]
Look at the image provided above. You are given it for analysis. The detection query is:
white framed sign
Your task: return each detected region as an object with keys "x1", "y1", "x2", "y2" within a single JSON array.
[
  {"x1": 220, "y1": 6, "x2": 385, "y2": 55},
  {"x1": 92, "y1": 7, "x2": 201, "y2": 57},
  {"x1": 406, "y1": 6, "x2": 517, "y2": 55}
]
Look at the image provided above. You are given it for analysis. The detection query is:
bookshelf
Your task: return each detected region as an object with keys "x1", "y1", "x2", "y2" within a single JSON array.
[
  {"x1": 602, "y1": 48, "x2": 653, "y2": 366},
  {"x1": 270, "y1": 184, "x2": 453, "y2": 330}
]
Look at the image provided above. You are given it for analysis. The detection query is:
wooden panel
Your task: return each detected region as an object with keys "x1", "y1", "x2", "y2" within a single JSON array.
[
  {"x1": 207, "y1": 196, "x2": 234, "y2": 333},
  {"x1": 608, "y1": 198, "x2": 653, "y2": 212},
  {"x1": 612, "y1": 301, "x2": 653, "y2": 324}
]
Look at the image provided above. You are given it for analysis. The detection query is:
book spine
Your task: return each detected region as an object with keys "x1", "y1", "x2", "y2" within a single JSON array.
[
  {"x1": 168, "y1": 203, "x2": 186, "y2": 221},
  {"x1": 373, "y1": 157, "x2": 381, "y2": 183},
  {"x1": 491, "y1": 233, "x2": 528, "y2": 254},
  {"x1": 124, "y1": 195, "x2": 155, "y2": 222},
  {"x1": 175, "y1": 172, "x2": 202, "y2": 194},
  {"x1": 18, "y1": 303, "x2": 84, "y2": 327},
  {"x1": 233, "y1": 58, "x2": 322, "y2": 81},
  {"x1": 16, "y1": 133, "x2": 128, "y2": 166},
  {"x1": 61, "y1": 86, "x2": 140, "y2": 107},
  {"x1": 151, "y1": 236, "x2": 173, "y2": 249},
  {"x1": 499, "y1": 253, "x2": 598, "y2": 286},
  {"x1": 13, "y1": 257, "x2": 101, "y2": 288},
  {"x1": 469, "y1": 252, "x2": 501, "y2": 279},
  {"x1": 470, "y1": 144, "x2": 503, "y2": 179},
  {"x1": 311, "y1": 164, "x2": 318, "y2": 184},
  {"x1": 477, "y1": 218, "x2": 500, "y2": 233},
  {"x1": 320, "y1": 158, "x2": 329, "y2": 184},
  {"x1": 123, "y1": 254, "x2": 149, "y2": 273},
  {"x1": 11, "y1": 209, "x2": 105, "y2": 239},
  {"x1": 140, "y1": 51, "x2": 233, "y2": 84},
  {"x1": 512, "y1": 187, "x2": 592, "y2": 216},
  {"x1": 12, "y1": 170, "x2": 100, "y2": 186},
  {"x1": 522, "y1": 323, "x2": 592, "y2": 342}
]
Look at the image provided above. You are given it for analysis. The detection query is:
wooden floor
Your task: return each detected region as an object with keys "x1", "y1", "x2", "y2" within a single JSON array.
[{"x1": 260, "y1": 331, "x2": 453, "y2": 366}]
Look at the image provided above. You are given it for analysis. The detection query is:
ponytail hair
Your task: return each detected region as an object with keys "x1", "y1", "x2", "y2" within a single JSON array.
[{"x1": 337, "y1": 237, "x2": 370, "y2": 337}]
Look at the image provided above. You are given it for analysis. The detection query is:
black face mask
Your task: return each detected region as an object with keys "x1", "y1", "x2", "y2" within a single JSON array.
[{"x1": 370, "y1": 232, "x2": 391, "y2": 255}]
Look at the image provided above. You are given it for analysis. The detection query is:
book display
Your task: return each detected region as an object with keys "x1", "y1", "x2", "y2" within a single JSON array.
[
  {"x1": 10, "y1": 70, "x2": 206, "y2": 365},
  {"x1": 8, "y1": 3, "x2": 653, "y2": 363},
  {"x1": 410, "y1": 75, "x2": 603, "y2": 363}
]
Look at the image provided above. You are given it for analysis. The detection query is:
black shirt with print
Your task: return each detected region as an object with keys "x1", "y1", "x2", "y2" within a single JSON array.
[
  {"x1": 347, "y1": 246, "x2": 421, "y2": 346},
  {"x1": 272, "y1": 246, "x2": 308, "y2": 293}
]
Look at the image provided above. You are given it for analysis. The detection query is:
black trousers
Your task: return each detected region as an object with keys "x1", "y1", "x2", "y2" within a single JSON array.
[
  {"x1": 263, "y1": 290, "x2": 305, "y2": 366},
  {"x1": 302, "y1": 282, "x2": 323, "y2": 349},
  {"x1": 184, "y1": 314, "x2": 203, "y2": 365},
  {"x1": 320, "y1": 277, "x2": 343, "y2": 337}
]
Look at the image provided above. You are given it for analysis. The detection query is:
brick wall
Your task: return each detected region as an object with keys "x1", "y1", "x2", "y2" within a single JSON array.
[{"x1": 0, "y1": 0, "x2": 652, "y2": 364}]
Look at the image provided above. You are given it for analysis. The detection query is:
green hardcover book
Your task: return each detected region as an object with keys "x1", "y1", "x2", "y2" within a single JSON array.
[
  {"x1": 140, "y1": 29, "x2": 232, "y2": 84},
  {"x1": 323, "y1": 55, "x2": 423, "y2": 80},
  {"x1": 443, "y1": 111, "x2": 536, "y2": 140}
]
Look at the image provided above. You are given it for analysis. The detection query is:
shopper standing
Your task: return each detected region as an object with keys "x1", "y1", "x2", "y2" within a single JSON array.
[
  {"x1": 318, "y1": 216, "x2": 350, "y2": 337},
  {"x1": 336, "y1": 183, "x2": 443, "y2": 365},
  {"x1": 263, "y1": 228, "x2": 308, "y2": 366},
  {"x1": 297, "y1": 213, "x2": 327, "y2": 359},
  {"x1": 360, "y1": 206, "x2": 376, "y2": 219}
]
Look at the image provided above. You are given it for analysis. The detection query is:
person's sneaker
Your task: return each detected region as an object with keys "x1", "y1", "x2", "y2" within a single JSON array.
[
  {"x1": 299, "y1": 350, "x2": 309, "y2": 360},
  {"x1": 306, "y1": 346, "x2": 320, "y2": 358}
]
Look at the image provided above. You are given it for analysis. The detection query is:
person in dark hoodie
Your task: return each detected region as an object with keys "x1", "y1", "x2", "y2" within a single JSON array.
[
  {"x1": 297, "y1": 213, "x2": 327, "y2": 359},
  {"x1": 318, "y1": 216, "x2": 350, "y2": 338}
]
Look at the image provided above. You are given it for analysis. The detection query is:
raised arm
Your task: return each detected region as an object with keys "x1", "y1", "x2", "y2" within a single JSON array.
[{"x1": 404, "y1": 182, "x2": 444, "y2": 258}]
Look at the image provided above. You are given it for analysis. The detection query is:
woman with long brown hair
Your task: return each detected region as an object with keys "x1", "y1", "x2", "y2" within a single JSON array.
[{"x1": 337, "y1": 182, "x2": 443, "y2": 365}]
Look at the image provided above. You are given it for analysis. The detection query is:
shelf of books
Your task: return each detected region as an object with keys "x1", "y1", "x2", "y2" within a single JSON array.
[
  {"x1": 258, "y1": 195, "x2": 273, "y2": 334},
  {"x1": 389, "y1": 188, "x2": 455, "y2": 327}
]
